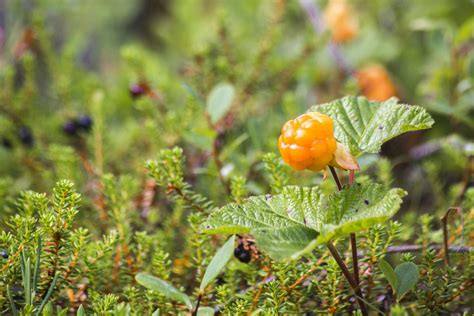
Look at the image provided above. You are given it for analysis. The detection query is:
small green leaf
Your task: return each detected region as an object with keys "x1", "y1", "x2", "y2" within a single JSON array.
[
  {"x1": 76, "y1": 305, "x2": 85, "y2": 316},
  {"x1": 135, "y1": 273, "x2": 192, "y2": 309},
  {"x1": 206, "y1": 83, "x2": 235, "y2": 124},
  {"x1": 197, "y1": 306, "x2": 215, "y2": 316},
  {"x1": 395, "y1": 262, "x2": 419, "y2": 299},
  {"x1": 378, "y1": 259, "x2": 398, "y2": 291},
  {"x1": 203, "y1": 183, "x2": 406, "y2": 260},
  {"x1": 310, "y1": 96, "x2": 434, "y2": 156},
  {"x1": 151, "y1": 308, "x2": 160, "y2": 316},
  {"x1": 200, "y1": 235, "x2": 235, "y2": 290}
]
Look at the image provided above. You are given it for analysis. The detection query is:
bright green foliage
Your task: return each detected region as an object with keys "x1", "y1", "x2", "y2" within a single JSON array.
[
  {"x1": 204, "y1": 183, "x2": 406, "y2": 260},
  {"x1": 310, "y1": 96, "x2": 434, "y2": 156},
  {"x1": 147, "y1": 147, "x2": 214, "y2": 213},
  {"x1": 0, "y1": 0, "x2": 472, "y2": 314}
]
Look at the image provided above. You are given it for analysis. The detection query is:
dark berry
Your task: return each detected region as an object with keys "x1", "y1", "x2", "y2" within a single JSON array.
[
  {"x1": 76, "y1": 115, "x2": 93, "y2": 131},
  {"x1": 129, "y1": 83, "x2": 145, "y2": 98},
  {"x1": 1, "y1": 137, "x2": 13, "y2": 149},
  {"x1": 18, "y1": 126, "x2": 34, "y2": 147},
  {"x1": 0, "y1": 251, "x2": 8, "y2": 259},
  {"x1": 63, "y1": 120, "x2": 78, "y2": 135},
  {"x1": 234, "y1": 244, "x2": 251, "y2": 263}
]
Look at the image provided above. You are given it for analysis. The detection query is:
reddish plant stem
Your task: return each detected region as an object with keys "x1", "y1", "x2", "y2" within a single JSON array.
[
  {"x1": 348, "y1": 170, "x2": 360, "y2": 286},
  {"x1": 440, "y1": 207, "x2": 462, "y2": 265},
  {"x1": 327, "y1": 242, "x2": 368, "y2": 316},
  {"x1": 328, "y1": 167, "x2": 365, "y2": 313}
]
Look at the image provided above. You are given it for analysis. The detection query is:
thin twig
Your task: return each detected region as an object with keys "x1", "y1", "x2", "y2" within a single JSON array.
[
  {"x1": 248, "y1": 268, "x2": 272, "y2": 315},
  {"x1": 286, "y1": 253, "x2": 328, "y2": 293},
  {"x1": 384, "y1": 244, "x2": 472, "y2": 254},
  {"x1": 440, "y1": 207, "x2": 462, "y2": 265}
]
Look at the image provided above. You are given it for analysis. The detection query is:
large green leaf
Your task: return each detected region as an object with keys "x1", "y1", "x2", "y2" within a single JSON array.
[
  {"x1": 309, "y1": 96, "x2": 434, "y2": 156},
  {"x1": 203, "y1": 183, "x2": 406, "y2": 260}
]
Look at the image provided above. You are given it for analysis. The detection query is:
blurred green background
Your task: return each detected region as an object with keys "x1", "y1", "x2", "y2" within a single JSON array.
[{"x1": 0, "y1": 0, "x2": 473, "y2": 225}]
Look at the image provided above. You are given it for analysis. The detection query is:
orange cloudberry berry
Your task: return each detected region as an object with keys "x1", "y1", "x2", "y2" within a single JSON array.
[
  {"x1": 355, "y1": 64, "x2": 398, "y2": 101},
  {"x1": 278, "y1": 112, "x2": 337, "y2": 172},
  {"x1": 324, "y1": 0, "x2": 359, "y2": 44}
]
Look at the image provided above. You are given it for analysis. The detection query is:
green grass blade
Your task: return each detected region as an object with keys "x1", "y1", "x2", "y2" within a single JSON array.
[
  {"x1": 33, "y1": 236, "x2": 42, "y2": 292},
  {"x1": 36, "y1": 271, "x2": 60, "y2": 316}
]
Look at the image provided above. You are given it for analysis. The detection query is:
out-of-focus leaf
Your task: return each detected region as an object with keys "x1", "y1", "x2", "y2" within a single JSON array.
[
  {"x1": 206, "y1": 83, "x2": 235, "y2": 124},
  {"x1": 197, "y1": 307, "x2": 215, "y2": 316}
]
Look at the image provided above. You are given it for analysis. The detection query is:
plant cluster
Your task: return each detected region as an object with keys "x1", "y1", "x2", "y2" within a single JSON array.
[{"x1": 0, "y1": 0, "x2": 473, "y2": 315}]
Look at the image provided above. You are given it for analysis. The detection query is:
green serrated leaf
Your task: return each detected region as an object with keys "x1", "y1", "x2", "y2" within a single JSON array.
[
  {"x1": 200, "y1": 235, "x2": 235, "y2": 290},
  {"x1": 135, "y1": 273, "x2": 192, "y2": 309},
  {"x1": 254, "y1": 226, "x2": 318, "y2": 260},
  {"x1": 379, "y1": 259, "x2": 398, "y2": 291},
  {"x1": 395, "y1": 262, "x2": 419, "y2": 300},
  {"x1": 315, "y1": 184, "x2": 406, "y2": 244},
  {"x1": 203, "y1": 183, "x2": 406, "y2": 260},
  {"x1": 310, "y1": 96, "x2": 434, "y2": 156},
  {"x1": 206, "y1": 83, "x2": 235, "y2": 124}
]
